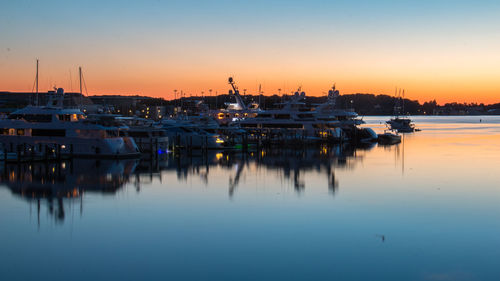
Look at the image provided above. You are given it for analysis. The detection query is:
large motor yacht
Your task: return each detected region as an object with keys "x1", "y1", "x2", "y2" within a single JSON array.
[
  {"x1": 315, "y1": 85, "x2": 364, "y2": 127},
  {"x1": 0, "y1": 89, "x2": 140, "y2": 158},
  {"x1": 236, "y1": 89, "x2": 343, "y2": 142},
  {"x1": 211, "y1": 77, "x2": 260, "y2": 125}
]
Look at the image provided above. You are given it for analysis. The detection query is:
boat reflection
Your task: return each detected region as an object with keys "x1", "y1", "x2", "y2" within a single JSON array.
[
  {"x1": 0, "y1": 143, "x2": 376, "y2": 223},
  {"x1": 0, "y1": 159, "x2": 138, "y2": 224},
  {"x1": 150, "y1": 143, "x2": 375, "y2": 197}
]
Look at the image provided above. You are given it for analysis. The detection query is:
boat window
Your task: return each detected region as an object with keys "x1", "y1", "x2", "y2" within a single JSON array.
[
  {"x1": 0, "y1": 128, "x2": 8, "y2": 135},
  {"x1": 129, "y1": 131, "x2": 150, "y2": 138},
  {"x1": 9, "y1": 114, "x2": 52, "y2": 122},
  {"x1": 16, "y1": 129, "x2": 25, "y2": 135},
  {"x1": 275, "y1": 114, "x2": 291, "y2": 119},
  {"x1": 58, "y1": 114, "x2": 72, "y2": 121},
  {"x1": 256, "y1": 114, "x2": 272, "y2": 118},
  {"x1": 32, "y1": 129, "x2": 66, "y2": 137},
  {"x1": 262, "y1": 123, "x2": 303, "y2": 129},
  {"x1": 241, "y1": 124, "x2": 258, "y2": 128},
  {"x1": 298, "y1": 114, "x2": 314, "y2": 118},
  {"x1": 75, "y1": 129, "x2": 103, "y2": 138}
]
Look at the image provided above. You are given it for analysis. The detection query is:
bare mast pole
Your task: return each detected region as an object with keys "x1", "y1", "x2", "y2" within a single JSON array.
[
  {"x1": 35, "y1": 59, "x2": 39, "y2": 106},
  {"x1": 79, "y1": 67, "x2": 82, "y2": 95}
]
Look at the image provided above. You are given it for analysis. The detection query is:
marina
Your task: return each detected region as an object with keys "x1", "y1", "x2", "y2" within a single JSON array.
[
  {"x1": 0, "y1": 72, "x2": 401, "y2": 161},
  {"x1": 3, "y1": 1, "x2": 500, "y2": 280}
]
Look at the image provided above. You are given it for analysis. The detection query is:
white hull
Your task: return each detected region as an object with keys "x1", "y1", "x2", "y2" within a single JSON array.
[{"x1": 0, "y1": 135, "x2": 140, "y2": 158}]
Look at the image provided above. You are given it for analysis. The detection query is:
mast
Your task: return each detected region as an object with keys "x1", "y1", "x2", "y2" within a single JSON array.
[
  {"x1": 402, "y1": 89, "x2": 405, "y2": 115},
  {"x1": 79, "y1": 67, "x2": 82, "y2": 95},
  {"x1": 35, "y1": 59, "x2": 39, "y2": 106},
  {"x1": 258, "y1": 84, "x2": 262, "y2": 107}
]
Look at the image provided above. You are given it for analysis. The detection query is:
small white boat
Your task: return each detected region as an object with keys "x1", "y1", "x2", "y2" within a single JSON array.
[{"x1": 377, "y1": 130, "x2": 401, "y2": 145}]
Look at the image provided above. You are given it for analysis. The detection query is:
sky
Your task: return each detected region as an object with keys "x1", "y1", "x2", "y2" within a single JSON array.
[{"x1": 1, "y1": 0, "x2": 500, "y2": 104}]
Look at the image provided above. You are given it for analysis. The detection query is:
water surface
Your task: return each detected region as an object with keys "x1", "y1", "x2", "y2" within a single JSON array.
[{"x1": 1, "y1": 116, "x2": 499, "y2": 281}]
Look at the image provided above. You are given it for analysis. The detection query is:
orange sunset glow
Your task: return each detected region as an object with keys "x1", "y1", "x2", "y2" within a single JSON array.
[{"x1": 2, "y1": 1, "x2": 500, "y2": 104}]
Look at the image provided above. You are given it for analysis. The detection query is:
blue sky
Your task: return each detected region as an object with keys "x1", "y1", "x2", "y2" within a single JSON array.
[{"x1": 1, "y1": 0, "x2": 500, "y2": 102}]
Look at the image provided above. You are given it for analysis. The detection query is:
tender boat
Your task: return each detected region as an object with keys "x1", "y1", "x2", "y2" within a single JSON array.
[{"x1": 377, "y1": 130, "x2": 401, "y2": 145}]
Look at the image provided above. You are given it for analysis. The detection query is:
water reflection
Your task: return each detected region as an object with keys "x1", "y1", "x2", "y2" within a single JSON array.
[
  {"x1": 0, "y1": 143, "x2": 377, "y2": 224},
  {"x1": 0, "y1": 159, "x2": 137, "y2": 224}
]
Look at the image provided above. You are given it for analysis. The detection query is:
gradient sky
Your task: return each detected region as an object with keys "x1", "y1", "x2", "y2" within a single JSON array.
[{"x1": 1, "y1": 0, "x2": 500, "y2": 104}]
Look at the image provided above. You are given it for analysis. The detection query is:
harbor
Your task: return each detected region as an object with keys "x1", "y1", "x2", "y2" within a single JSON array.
[
  {"x1": 3, "y1": 1, "x2": 500, "y2": 280},
  {"x1": 0, "y1": 70, "x2": 416, "y2": 162}
]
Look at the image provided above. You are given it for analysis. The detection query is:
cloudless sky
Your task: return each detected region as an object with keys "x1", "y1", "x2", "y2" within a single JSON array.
[{"x1": 1, "y1": 0, "x2": 500, "y2": 103}]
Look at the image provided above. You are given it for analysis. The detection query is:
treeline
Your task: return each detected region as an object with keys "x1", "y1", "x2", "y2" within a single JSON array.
[
  {"x1": 161, "y1": 93, "x2": 500, "y2": 115},
  {"x1": 166, "y1": 93, "x2": 427, "y2": 115}
]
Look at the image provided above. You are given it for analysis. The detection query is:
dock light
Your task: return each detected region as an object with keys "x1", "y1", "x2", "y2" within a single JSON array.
[
  {"x1": 61, "y1": 145, "x2": 66, "y2": 149},
  {"x1": 215, "y1": 137, "x2": 224, "y2": 144}
]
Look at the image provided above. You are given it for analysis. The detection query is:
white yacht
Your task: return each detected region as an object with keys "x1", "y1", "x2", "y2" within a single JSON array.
[
  {"x1": 236, "y1": 89, "x2": 343, "y2": 142},
  {"x1": 211, "y1": 77, "x2": 260, "y2": 124},
  {"x1": 315, "y1": 85, "x2": 364, "y2": 127},
  {"x1": 314, "y1": 85, "x2": 377, "y2": 142},
  {"x1": 386, "y1": 89, "x2": 417, "y2": 133},
  {"x1": 116, "y1": 117, "x2": 169, "y2": 154},
  {"x1": 160, "y1": 119, "x2": 225, "y2": 149},
  {"x1": 0, "y1": 90, "x2": 140, "y2": 158}
]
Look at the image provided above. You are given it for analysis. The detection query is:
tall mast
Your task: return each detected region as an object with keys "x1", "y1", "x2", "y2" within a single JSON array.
[
  {"x1": 35, "y1": 59, "x2": 39, "y2": 106},
  {"x1": 258, "y1": 84, "x2": 262, "y2": 107},
  {"x1": 402, "y1": 89, "x2": 405, "y2": 115},
  {"x1": 79, "y1": 66, "x2": 82, "y2": 95}
]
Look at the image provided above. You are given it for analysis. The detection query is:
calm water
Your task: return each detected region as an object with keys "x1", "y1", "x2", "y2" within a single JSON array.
[{"x1": 1, "y1": 116, "x2": 499, "y2": 281}]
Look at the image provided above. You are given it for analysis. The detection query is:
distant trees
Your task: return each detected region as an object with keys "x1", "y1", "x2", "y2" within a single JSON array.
[{"x1": 89, "y1": 93, "x2": 496, "y2": 116}]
